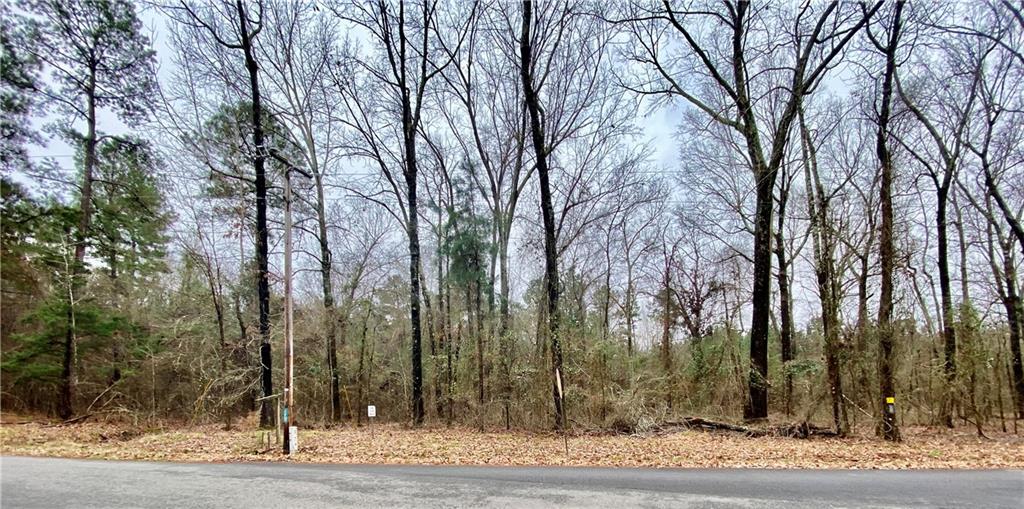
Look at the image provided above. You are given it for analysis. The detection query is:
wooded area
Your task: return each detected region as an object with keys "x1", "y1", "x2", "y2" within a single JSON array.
[{"x1": 2, "y1": 0, "x2": 1023, "y2": 443}]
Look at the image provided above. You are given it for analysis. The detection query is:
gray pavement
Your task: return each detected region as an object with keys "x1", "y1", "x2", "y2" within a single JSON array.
[{"x1": 1, "y1": 456, "x2": 1021, "y2": 508}]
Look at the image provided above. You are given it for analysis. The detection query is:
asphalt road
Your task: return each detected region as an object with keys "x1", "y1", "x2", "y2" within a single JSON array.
[{"x1": 1, "y1": 456, "x2": 1021, "y2": 508}]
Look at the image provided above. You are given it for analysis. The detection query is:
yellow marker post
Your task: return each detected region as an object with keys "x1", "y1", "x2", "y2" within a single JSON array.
[{"x1": 886, "y1": 397, "x2": 895, "y2": 404}]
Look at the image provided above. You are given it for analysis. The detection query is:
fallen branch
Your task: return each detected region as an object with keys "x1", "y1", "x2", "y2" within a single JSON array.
[
  {"x1": 654, "y1": 417, "x2": 840, "y2": 438},
  {"x1": 52, "y1": 413, "x2": 95, "y2": 426},
  {"x1": 662, "y1": 417, "x2": 750, "y2": 434}
]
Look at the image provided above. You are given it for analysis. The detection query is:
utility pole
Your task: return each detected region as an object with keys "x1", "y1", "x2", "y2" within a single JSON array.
[
  {"x1": 283, "y1": 166, "x2": 295, "y2": 455},
  {"x1": 278, "y1": 155, "x2": 310, "y2": 456}
]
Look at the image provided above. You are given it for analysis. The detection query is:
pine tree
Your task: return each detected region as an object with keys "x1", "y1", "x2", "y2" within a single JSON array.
[
  {"x1": 0, "y1": 12, "x2": 41, "y2": 172},
  {"x1": 23, "y1": 0, "x2": 156, "y2": 418}
]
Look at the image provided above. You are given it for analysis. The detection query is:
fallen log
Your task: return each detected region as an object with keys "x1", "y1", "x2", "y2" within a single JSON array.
[
  {"x1": 654, "y1": 417, "x2": 840, "y2": 438},
  {"x1": 663, "y1": 417, "x2": 750, "y2": 434}
]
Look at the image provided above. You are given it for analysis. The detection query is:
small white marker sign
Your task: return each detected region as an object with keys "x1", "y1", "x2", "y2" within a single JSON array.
[
  {"x1": 288, "y1": 426, "x2": 298, "y2": 453},
  {"x1": 367, "y1": 405, "x2": 377, "y2": 418}
]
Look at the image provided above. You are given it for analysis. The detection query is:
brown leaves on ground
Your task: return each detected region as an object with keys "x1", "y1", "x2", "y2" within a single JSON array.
[{"x1": 2, "y1": 418, "x2": 1022, "y2": 469}]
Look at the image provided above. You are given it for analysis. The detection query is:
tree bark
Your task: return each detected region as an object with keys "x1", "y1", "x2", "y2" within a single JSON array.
[
  {"x1": 936, "y1": 187, "x2": 957, "y2": 428},
  {"x1": 520, "y1": 0, "x2": 565, "y2": 429},
  {"x1": 404, "y1": 133, "x2": 425, "y2": 426},
  {"x1": 1000, "y1": 241, "x2": 1024, "y2": 418},
  {"x1": 746, "y1": 173, "x2": 775, "y2": 421},
  {"x1": 314, "y1": 175, "x2": 340, "y2": 422},
  {"x1": 773, "y1": 170, "x2": 794, "y2": 417},
  {"x1": 59, "y1": 66, "x2": 98, "y2": 421},
  {"x1": 661, "y1": 249, "x2": 673, "y2": 409},
  {"x1": 874, "y1": 0, "x2": 904, "y2": 441},
  {"x1": 800, "y1": 111, "x2": 847, "y2": 435},
  {"x1": 232, "y1": 0, "x2": 274, "y2": 429}
]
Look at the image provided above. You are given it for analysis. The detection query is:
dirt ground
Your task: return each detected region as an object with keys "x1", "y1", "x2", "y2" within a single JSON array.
[{"x1": 2, "y1": 415, "x2": 1022, "y2": 469}]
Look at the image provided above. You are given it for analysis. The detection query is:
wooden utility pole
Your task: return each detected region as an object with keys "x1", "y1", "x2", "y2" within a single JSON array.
[
  {"x1": 283, "y1": 167, "x2": 296, "y2": 455},
  {"x1": 280, "y1": 161, "x2": 311, "y2": 455}
]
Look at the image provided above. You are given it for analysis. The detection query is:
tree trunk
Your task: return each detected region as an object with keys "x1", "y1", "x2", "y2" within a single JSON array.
[
  {"x1": 60, "y1": 68, "x2": 97, "y2": 421},
  {"x1": 874, "y1": 0, "x2": 904, "y2": 441},
  {"x1": 471, "y1": 284, "x2": 484, "y2": 412},
  {"x1": 232, "y1": 0, "x2": 274, "y2": 429},
  {"x1": 625, "y1": 262, "x2": 636, "y2": 356},
  {"x1": 602, "y1": 241, "x2": 613, "y2": 343},
  {"x1": 1001, "y1": 242, "x2": 1024, "y2": 418},
  {"x1": 315, "y1": 175, "x2": 340, "y2": 423},
  {"x1": 855, "y1": 245, "x2": 873, "y2": 413},
  {"x1": 520, "y1": 0, "x2": 564, "y2": 429},
  {"x1": 435, "y1": 232, "x2": 446, "y2": 419},
  {"x1": 404, "y1": 147, "x2": 425, "y2": 426},
  {"x1": 773, "y1": 175, "x2": 794, "y2": 417},
  {"x1": 498, "y1": 223, "x2": 512, "y2": 429},
  {"x1": 398, "y1": 24, "x2": 426, "y2": 425},
  {"x1": 661, "y1": 252, "x2": 673, "y2": 409},
  {"x1": 936, "y1": 188, "x2": 957, "y2": 428},
  {"x1": 800, "y1": 111, "x2": 847, "y2": 435},
  {"x1": 445, "y1": 255, "x2": 455, "y2": 425},
  {"x1": 420, "y1": 273, "x2": 435, "y2": 420},
  {"x1": 745, "y1": 171, "x2": 775, "y2": 422},
  {"x1": 60, "y1": 286, "x2": 77, "y2": 420},
  {"x1": 197, "y1": 250, "x2": 229, "y2": 423},
  {"x1": 356, "y1": 304, "x2": 370, "y2": 427}
]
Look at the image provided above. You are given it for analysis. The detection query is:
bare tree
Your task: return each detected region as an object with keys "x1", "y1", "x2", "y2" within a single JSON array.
[
  {"x1": 617, "y1": 202, "x2": 663, "y2": 356},
  {"x1": 894, "y1": 9, "x2": 990, "y2": 426},
  {"x1": 331, "y1": 0, "x2": 473, "y2": 425},
  {"x1": 961, "y1": 15, "x2": 1024, "y2": 417},
  {"x1": 798, "y1": 102, "x2": 851, "y2": 435},
  {"x1": 434, "y1": 2, "x2": 530, "y2": 425},
  {"x1": 257, "y1": 0, "x2": 349, "y2": 422},
  {"x1": 866, "y1": 0, "x2": 905, "y2": 441},
  {"x1": 619, "y1": 0, "x2": 882, "y2": 420},
  {"x1": 520, "y1": 0, "x2": 566, "y2": 429},
  {"x1": 166, "y1": 0, "x2": 279, "y2": 428}
]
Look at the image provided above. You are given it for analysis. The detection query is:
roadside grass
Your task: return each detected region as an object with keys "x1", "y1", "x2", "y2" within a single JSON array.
[{"x1": 2, "y1": 415, "x2": 1021, "y2": 469}]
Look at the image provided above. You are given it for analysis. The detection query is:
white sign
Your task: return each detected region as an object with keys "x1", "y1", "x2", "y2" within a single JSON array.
[
  {"x1": 288, "y1": 426, "x2": 298, "y2": 453},
  {"x1": 367, "y1": 405, "x2": 377, "y2": 418}
]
